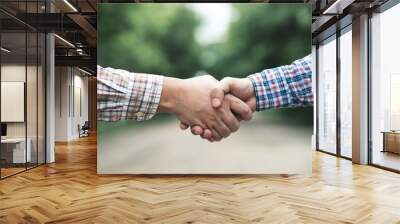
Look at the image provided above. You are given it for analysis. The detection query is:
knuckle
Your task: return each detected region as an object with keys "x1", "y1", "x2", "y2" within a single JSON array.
[
  {"x1": 243, "y1": 106, "x2": 250, "y2": 114},
  {"x1": 222, "y1": 77, "x2": 232, "y2": 82}
]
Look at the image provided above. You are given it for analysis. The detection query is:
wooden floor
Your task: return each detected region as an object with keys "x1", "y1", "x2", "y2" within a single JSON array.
[
  {"x1": 0, "y1": 167, "x2": 26, "y2": 178},
  {"x1": 372, "y1": 151, "x2": 400, "y2": 171},
  {"x1": 1, "y1": 135, "x2": 400, "y2": 224}
]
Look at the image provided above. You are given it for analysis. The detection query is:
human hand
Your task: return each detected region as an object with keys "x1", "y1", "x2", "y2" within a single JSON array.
[
  {"x1": 180, "y1": 77, "x2": 256, "y2": 140},
  {"x1": 210, "y1": 77, "x2": 256, "y2": 111},
  {"x1": 158, "y1": 75, "x2": 252, "y2": 141}
]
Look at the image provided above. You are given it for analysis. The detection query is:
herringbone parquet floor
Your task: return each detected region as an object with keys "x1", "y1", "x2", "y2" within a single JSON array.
[{"x1": 1, "y1": 135, "x2": 400, "y2": 224}]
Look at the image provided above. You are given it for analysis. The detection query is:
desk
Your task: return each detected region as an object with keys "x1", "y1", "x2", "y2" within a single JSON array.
[
  {"x1": 1, "y1": 138, "x2": 31, "y2": 163},
  {"x1": 382, "y1": 131, "x2": 400, "y2": 154}
]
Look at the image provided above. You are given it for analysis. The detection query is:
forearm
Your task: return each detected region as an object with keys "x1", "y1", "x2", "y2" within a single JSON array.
[
  {"x1": 157, "y1": 77, "x2": 183, "y2": 113},
  {"x1": 97, "y1": 66, "x2": 164, "y2": 121},
  {"x1": 247, "y1": 55, "x2": 313, "y2": 111}
]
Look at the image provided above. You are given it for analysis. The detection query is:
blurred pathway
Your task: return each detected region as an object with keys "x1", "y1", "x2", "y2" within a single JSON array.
[{"x1": 98, "y1": 114, "x2": 313, "y2": 174}]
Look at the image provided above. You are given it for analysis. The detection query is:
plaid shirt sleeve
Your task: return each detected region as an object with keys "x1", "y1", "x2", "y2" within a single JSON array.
[
  {"x1": 248, "y1": 55, "x2": 313, "y2": 111},
  {"x1": 97, "y1": 66, "x2": 164, "y2": 122}
]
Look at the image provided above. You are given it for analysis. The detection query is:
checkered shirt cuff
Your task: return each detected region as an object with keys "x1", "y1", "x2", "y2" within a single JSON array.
[
  {"x1": 248, "y1": 55, "x2": 313, "y2": 111},
  {"x1": 97, "y1": 66, "x2": 163, "y2": 122}
]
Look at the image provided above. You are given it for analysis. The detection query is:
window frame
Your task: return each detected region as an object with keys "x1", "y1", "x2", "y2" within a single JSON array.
[{"x1": 315, "y1": 22, "x2": 353, "y2": 160}]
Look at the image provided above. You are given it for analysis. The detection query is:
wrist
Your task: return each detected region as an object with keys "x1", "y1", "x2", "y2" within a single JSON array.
[
  {"x1": 245, "y1": 78, "x2": 255, "y2": 98},
  {"x1": 244, "y1": 77, "x2": 257, "y2": 112},
  {"x1": 158, "y1": 77, "x2": 183, "y2": 113}
]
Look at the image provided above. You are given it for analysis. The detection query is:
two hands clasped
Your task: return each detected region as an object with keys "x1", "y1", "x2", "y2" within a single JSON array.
[{"x1": 157, "y1": 75, "x2": 256, "y2": 142}]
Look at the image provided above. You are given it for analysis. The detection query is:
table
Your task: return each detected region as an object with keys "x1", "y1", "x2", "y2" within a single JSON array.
[
  {"x1": 1, "y1": 138, "x2": 31, "y2": 164},
  {"x1": 381, "y1": 131, "x2": 400, "y2": 154}
]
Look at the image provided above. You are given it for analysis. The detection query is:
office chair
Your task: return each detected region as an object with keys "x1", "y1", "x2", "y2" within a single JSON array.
[{"x1": 79, "y1": 121, "x2": 90, "y2": 138}]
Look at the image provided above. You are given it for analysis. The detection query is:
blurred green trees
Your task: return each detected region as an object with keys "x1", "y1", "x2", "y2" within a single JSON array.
[
  {"x1": 98, "y1": 4, "x2": 203, "y2": 78},
  {"x1": 204, "y1": 4, "x2": 310, "y2": 79},
  {"x1": 98, "y1": 3, "x2": 313, "y2": 125}
]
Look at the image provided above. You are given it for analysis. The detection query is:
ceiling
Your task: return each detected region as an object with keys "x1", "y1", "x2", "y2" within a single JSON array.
[{"x1": 0, "y1": 0, "x2": 393, "y2": 73}]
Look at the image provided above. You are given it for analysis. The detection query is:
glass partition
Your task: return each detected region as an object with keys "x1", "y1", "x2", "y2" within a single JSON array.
[
  {"x1": 1, "y1": 30, "x2": 28, "y2": 177},
  {"x1": 0, "y1": 2, "x2": 46, "y2": 179},
  {"x1": 38, "y1": 32, "x2": 45, "y2": 165},
  {"x1": 26, "y1": 0, "x2": 43, "y2": 169},
  {"x1": 370, "y1": 3, "x2": 400, "y2": 171},
  {"x1": 317, "y1": 36, "x2": 337, "y2": 154},
  {"x1": 27, "y1": 30, "x2": 38, "y2": 169}
]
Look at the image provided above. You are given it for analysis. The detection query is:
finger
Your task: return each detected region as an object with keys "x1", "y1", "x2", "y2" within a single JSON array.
[
  {"x1": 180, "y1": 122, "x2": 189, "y2": 130},
  {"x1": 213, "y1": 119, "x2": 231, "y2": 139},
  {"x1": 201, "y1": 131, "x2": 212, "y2": 143},
  {"x1": 191, "y1": 126, "x2": 204, "y2": 135},
  {"x1": 201, "y1": 134, "x2": 214, "y2": 143},
  {"x1": 221, "y1": 109, "x2": 240, "y2": 133},
  {"x1": 227, "y1": 95, "x2": 253, "y2": 121},
  {"x1": 203, "y1": 129, "x2": 213, "y2": 139},
  {"x1": 210, "y1": 127, "x2": 222, "y2": 141},
  {"x1": 210, "y1": 77, "x2": 233, "y2": 108},
  {"x1": 202, "y1": 136, "x2": 214, "y2": 142}
]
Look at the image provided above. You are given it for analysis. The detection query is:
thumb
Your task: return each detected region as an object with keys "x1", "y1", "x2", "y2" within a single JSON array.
[{"x1": 210, "y1": 77, "x2": 232, "y2": 108}]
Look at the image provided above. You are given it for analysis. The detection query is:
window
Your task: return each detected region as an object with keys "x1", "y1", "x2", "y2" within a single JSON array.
[
  {"x1": 339, "y1": 28, "x2": 352, "y2": 158},
  {"x1": 318, "y1": 36, "x2": 337, "y2": 154},
  {"x1": 370, "y1": 3, "x2": 400, "y2": 171}
]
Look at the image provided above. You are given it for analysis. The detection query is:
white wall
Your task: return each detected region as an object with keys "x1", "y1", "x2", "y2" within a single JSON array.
[
  {"x1": 55, "y1": 67, "x2": 89, "y2": 141},
  {"x1": 71, "y1": 73, "x2": 89, "y2": 138},
  {"x1": 1, "y1": 65, "x2": 26, "y2": 135},
  {"x1": 1, "y1": 65, "x2": 33, "y2": 138},
  {"x1": 1, "y1": 63, "x2": 46, "y2": 164}
]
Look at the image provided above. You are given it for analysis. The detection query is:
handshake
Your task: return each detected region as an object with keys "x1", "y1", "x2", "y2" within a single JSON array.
[
  {"x1": 98, "y1": 55, "x2": 312, "y2": 135},
  {"x1": 158, "y1": 75, "x2": 256, "y2": 142}
]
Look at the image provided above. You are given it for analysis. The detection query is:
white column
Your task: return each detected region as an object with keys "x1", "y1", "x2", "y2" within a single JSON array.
[
  {"x1": 45, "y1": 1, "x2": 55, "y2": 163},
  {"x1": 54, "y1": 67, "x2": 73, "y2": 141},
  {"x1": 352, "y1": 14, "x2": 369, "y2": 164},
  {"x1": 46, "y1": 33, "x2": 55, "y2": 163}
]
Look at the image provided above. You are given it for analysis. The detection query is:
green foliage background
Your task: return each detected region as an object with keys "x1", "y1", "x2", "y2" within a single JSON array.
[{"x1": 98, "y1": 3, "x2": 313, "y2": 130}]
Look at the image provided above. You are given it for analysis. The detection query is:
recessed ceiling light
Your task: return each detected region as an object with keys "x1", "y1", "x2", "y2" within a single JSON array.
[
  {"x1": 322, "y1": 0, "x2": 353, "y2": 15},
  {"x1": 78, "y1": 67, "x2": 93, "y2": 76},
  {"x1": 63, "y1": 0, "x2": 78, "y2": 12},
  {"x1": 1, "y1": 47, "x2": 11, "y2": 53},
  {"x1": 54, "y1": 34, "x2": 75, "y2": 48}
]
